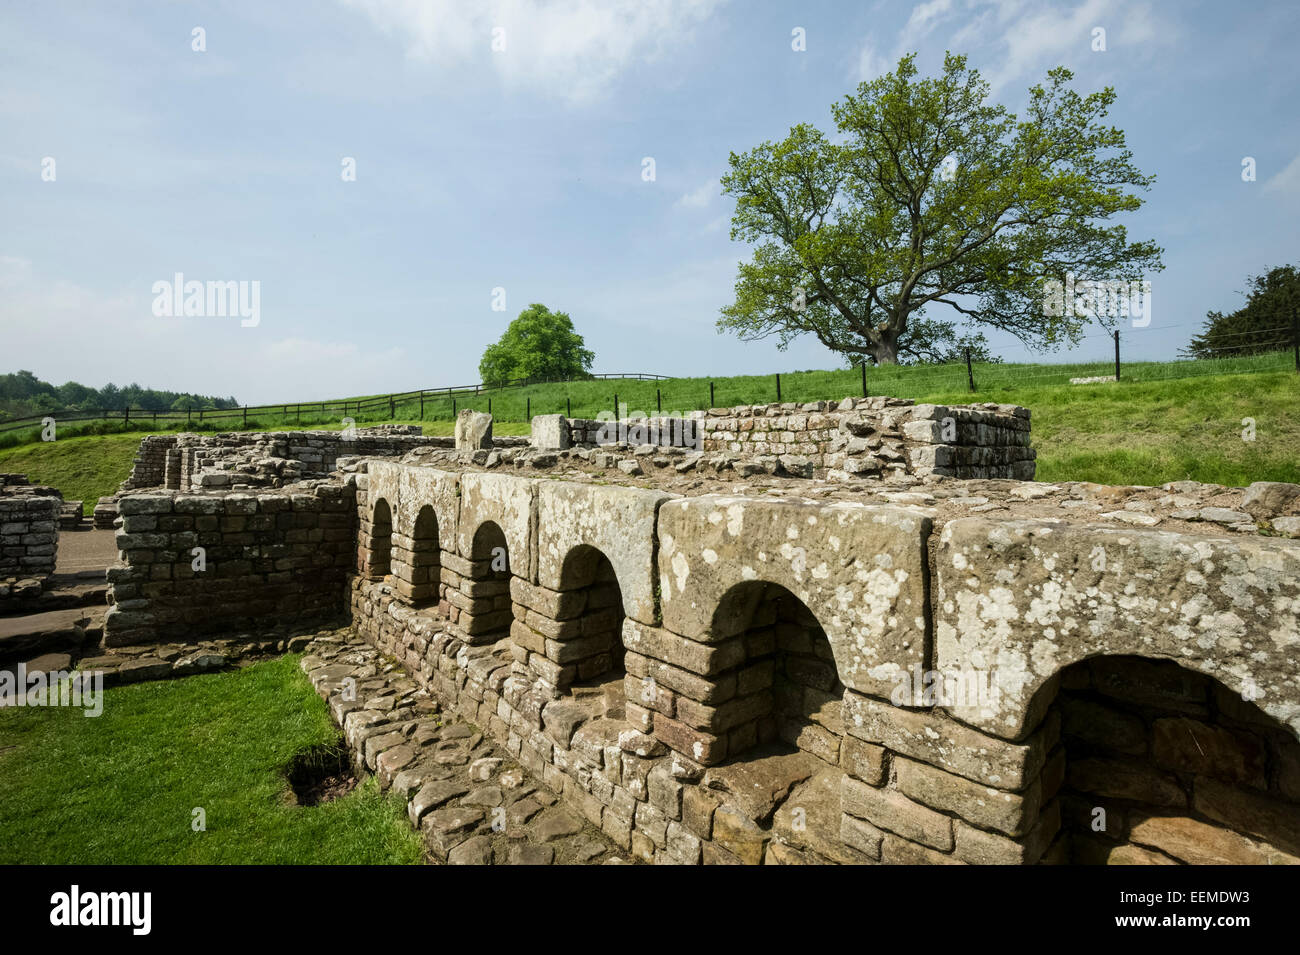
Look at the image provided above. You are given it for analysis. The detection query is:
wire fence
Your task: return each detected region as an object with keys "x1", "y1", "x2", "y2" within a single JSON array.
[{"x1": 1, "y1": 323, "x2": 1296, "y2": 443}]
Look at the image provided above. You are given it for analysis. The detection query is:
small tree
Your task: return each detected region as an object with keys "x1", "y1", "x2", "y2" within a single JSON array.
[
  {"x1": 719, "y1": 53, "x2": 1163, "y2": 365},
  {"x1": 1183, "y1": 264, "x2": 1299, "y2": 359},
  {"x1": 479, "y1": 304, "x2": 595, "y2": 386}
]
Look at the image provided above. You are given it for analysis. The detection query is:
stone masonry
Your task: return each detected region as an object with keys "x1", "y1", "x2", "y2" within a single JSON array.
[
  {"x1": 103, "y1": 404, "x2": 1300, "y2": 864},
  {"x1": 1, "y1": 474, "x2": 61, "y2": 599}
]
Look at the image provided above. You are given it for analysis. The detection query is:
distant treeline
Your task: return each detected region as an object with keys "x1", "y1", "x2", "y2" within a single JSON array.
[{"x1": 0, "y1": 370, "x2": 239, "y2": 421}]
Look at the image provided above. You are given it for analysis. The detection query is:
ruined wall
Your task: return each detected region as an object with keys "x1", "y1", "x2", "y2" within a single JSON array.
[
  {"x1": 99, "y1": 422, "x2": 1300, "y2": 863},
  {"x1": 344, "y1": 460, "x2": 1300, "y2": 865},
  {"x1": 119, "y1": 427, "x2": 446, "y2": 494},
  {"x1": 104, "y1": 481, "x2": 356, "y2": 647},
  {"x1": 554, "y1": 396, "x2": 1033, "y2": 481},
  {"x1": 0, "y1": 474, "x2": 60, "y2": 593}
]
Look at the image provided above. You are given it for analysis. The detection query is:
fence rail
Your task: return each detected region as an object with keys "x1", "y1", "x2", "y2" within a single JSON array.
[
  {"x1": 0, "y1": 371, "x2": 672, "y2": 435},
  {"x1": 2, "y1": 329, "x2": 1297, "y2": 440}
]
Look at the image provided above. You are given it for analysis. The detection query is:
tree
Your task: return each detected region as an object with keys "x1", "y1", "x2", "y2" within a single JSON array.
[
  {"x1": 1183, "y1": 264, "x2": 1299, "y2": 359},
  {"x1": 719, "y1": 53, "x2": 1164, "y2": 365},
  {"x1": 478, "y1": 304, "x2": 595, "y2": 386}
]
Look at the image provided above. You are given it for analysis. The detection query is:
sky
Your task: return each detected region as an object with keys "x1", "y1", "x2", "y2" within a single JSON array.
[{"x1": 2, "y1": 0, "x2": 1298, "y2": 404}]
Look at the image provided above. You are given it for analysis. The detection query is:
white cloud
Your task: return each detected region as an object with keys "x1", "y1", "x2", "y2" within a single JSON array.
[
  {"x1": 1263, "y1": 152, "x2": 1300, "y2": 198},
  {"x1": 339, "y1": 0, "x2": 725, "y2": 105},
  {"x1": 675, "y1": 179, "x2": 717, "y2": 209},
  {"x1": 852, "y1": 0, "x2": 1175, "y2": 96}
]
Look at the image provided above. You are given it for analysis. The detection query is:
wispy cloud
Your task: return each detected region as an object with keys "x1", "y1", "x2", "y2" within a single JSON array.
[
  {"x1": 339, "y1": 0, "x2": 725, "y2": 105},
  {"x1": 853, "y1": 0, "x2": 1175, "y2": 94},
  {"x1": 1263, "y1": 152, "x2": 1300, "y2": 198},
  {"x1": 675, "y1": 178, "x2": 719, "y2": 209}
]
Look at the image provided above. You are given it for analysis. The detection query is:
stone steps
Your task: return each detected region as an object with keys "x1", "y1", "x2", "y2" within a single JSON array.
[
  {"x1": 0, "y1": 606, "x2": 104, "y2": 665},
  {"x1": 0, "y1": 573, "x2": 107, "y2": 618}
]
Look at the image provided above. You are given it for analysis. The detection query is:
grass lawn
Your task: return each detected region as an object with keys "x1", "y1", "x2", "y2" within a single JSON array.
[
  {"x1": 0, "y1": 655, "x2": 424, "y2": 864},
  {"x1": 0, "y1": 432, "x2": 142, "y2": 506},
  {"x1": 0, "y1": 361, "x2": 1295, "y2": 492}
]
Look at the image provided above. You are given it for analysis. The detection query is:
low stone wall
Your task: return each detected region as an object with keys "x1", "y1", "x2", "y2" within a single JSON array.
[
  {"x1": 551, "y1": 396, "x2": 1033, "y2": 481},
  {"x1": 1, "y1": 474, "x2": 61, "y2": 593},
  {"x1": 104, "y1": 481, "x2": 356, "y2": 646},
  {"x1": 119, "y1": 426, "x2": 448, "y2": 494}
]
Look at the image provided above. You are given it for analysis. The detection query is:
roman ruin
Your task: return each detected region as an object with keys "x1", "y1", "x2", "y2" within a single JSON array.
[{"x1": 10, "y1": 398, "x2": 1300, "y2": 865}]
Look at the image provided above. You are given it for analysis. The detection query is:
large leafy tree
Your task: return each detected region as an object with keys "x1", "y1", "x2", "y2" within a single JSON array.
[
  {"x1": 478, "y1": 303, "x2": 595, "y2": 386},
  {"x1": 1183, "y1": 264, "x2": 1299, "y2": 359},
  {"x1": 719, "y1": 53, "x2": 1164, "y2": 365}
]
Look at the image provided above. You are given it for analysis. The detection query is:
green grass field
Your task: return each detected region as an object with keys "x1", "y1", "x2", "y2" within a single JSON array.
[
  {"x1": 0, "y1": 655, "x2": 424, "y2": 864},
  {"x1": 1, "y1": 355, "x2": 1296, "y2": 497}
]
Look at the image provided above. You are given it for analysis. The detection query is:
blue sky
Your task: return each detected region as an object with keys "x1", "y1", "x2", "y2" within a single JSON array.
[{"x1": 2, "y1": 0, "x2": 1297, "y2": 404}]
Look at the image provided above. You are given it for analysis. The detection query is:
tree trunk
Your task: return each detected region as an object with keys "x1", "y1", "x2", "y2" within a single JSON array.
[{"x1": 870, "y1": 332, "x2": 900, "y2": 365}]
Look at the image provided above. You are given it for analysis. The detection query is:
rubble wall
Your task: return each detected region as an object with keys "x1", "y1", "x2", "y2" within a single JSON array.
[{"x1": 562, "y1": 396, "x2": 1034, "y2": 481}]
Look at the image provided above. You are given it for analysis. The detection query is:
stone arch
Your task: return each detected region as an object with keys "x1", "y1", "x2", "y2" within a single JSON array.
[
  {"x1": 704, "y1": 579, "x2": 845, "y2": 765},
  {"x1": 401, "y1": 504, "x2": 440, "y2": 605},
  {"x1": 447, "y1": 519, "x2": 514, "y2": 643},
  {"x1": 1025, "y1": 654, "x2": 1300, "y2": 865},
  {"x1": 552, "y1": 544, "x2": 626, "y2": 687},
  {"x1": 363, "y1": 497, "x2": 392, "y2": 580}
]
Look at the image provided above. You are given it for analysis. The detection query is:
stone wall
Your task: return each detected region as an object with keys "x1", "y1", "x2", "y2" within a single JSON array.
[
  {"x1": 120, "y1": 435, "x2": 176, "y2": 491},
  {"x1": 104, "y1": 481, "x2": 356, "y2": 647},
  {"x1": 99, "y1": 425, "x2": 1300, "y2": 863},
  {"x1": 344, "y1": 460, "x2": 1300, "y2": 865},
  {"x1": 119, "y1": 426, "x2": 448, "y2": 494},
  {"x1": 552, "y1": 396, "x2": 1033, "y2": 481},
  {"x1": 0, "y1": 474, "x2": 60, "y2": 592}
]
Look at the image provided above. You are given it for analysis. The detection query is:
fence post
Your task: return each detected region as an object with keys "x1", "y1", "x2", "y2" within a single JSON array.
[
  {"x1": 1292, "y1": 307, "x2": 1299, "y2": 372},
  {"x1": 656, "y1": 389, "x2": 661, "y2": 414},
  {"x1": 775, "y1": 373, "x2": 781, "y2": 401},
  {"x1": 243, "y1": 407, "x2": 248, "y2": 428},
  {"x1": 526, "y1": 397, "x2": 531, "y2": 420},
  {"x1": 709, "y1": 381, "x2": 715, "y2": 407},
  {"x1": 488, "y1": 397, "x2": 492, "y2": 415},
  {"x1": 453, "y1": 397, "x2": 457, "y2": 416},
  {"x1": 124, "y1": 407, "x2": 130, "y2": 424},
  {"x1": 389, "y1": 396, "x2": 395, "y2": 418},
  {"x1": 861, "y1": 362, "x2": 867, "y2": 398},
  {"x1": 567, "y1": 397, "x2": 571, "y2": 418},
  {"x1": 1114, "y1": 329, "x2": 1122, "y2": 381},
  {"x1": 965, "y1": 348, "x2": 975, "y2": 392},
  {"x1": 614, "y1": 393, "x2": 619, "y2": 422},
  {"x1": 420, "y1": 393, "x2": 424, "y2": 419}
]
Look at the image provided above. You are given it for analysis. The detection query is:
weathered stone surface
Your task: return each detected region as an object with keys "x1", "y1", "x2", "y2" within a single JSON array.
[
  {"x1": 456, "y1": 472, "x2": 537, "y2": 579},
  {"x1": 530, "y1": 415, "x2": 571, "y2": 451},
  {"x1": 935, "y1": 518, "x2": 1300, "y2": 739},
  {"x1": 658, "y1": 495, "x2": 931, "y2": 697},
  {"x1": 1242, "y1": 482, "x2": 1300, "y2": 520},
  {"x1": 1128, "y1": 814, "x2": 1299, "y2": 865},
  {"x1": 454, "y1": 410, "x2": 493, "y2": 451},
  {"x1": 535, "y1": 482, "x2": 672, "y2": 625}
]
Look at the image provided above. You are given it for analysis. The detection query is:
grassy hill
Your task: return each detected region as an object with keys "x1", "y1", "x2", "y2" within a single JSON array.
[{"x1": 0, "y1": 354, "x2": 1295, "y2": 503}]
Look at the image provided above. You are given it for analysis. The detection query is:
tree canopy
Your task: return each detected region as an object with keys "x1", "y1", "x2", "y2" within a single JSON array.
[
  {"x1": 478, "y1": 304, "x2": 595, "y2": 386},
  {"x1": 719, "y1": 52, "x2": 1164, "y2": 365},
  {"x1": 0, "y1": 369, "x2": 237, "y2": 421},
  {"x1": 1183, "y1": 264, "x2": 1299, "y2": 359}
]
